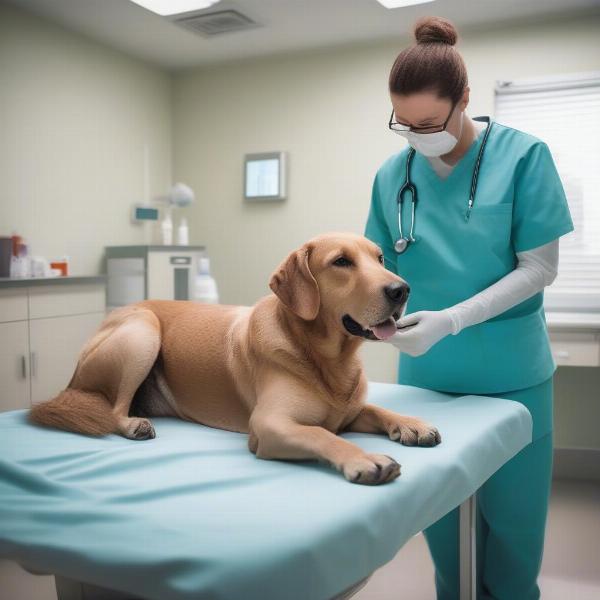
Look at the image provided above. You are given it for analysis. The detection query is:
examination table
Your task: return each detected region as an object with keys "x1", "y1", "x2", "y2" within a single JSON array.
[{"x1": 0, "y1": 382, "x2": 532, "y2": 600}]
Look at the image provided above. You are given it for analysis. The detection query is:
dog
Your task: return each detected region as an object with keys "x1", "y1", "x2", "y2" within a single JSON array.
[{"x1": 29, "y1": 232, "x2": 441, "y2": 485}]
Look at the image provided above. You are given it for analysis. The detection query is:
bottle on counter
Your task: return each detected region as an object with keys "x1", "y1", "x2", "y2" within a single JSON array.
[
  {"x1": 11, "y1": 232, "x2": 22, "y2": 257},
  {"x1": 10, "y1": 239, "x2": 30, "y2": 278},
  {"x1": 177, "y1": 217, "x2": 189, "y2": 245},
  {"x1": 193, "y1": 257, "x2": 219, "y2": 304},
  {"x1": 161, "y1": 211, "x2": 173, "y2": 245},
  {"x1": 31, "y1": 256, "x2": 51, "y2": 278},
  {"x1": 50, "y1": 255, "x2": 69, "y2": 276}
]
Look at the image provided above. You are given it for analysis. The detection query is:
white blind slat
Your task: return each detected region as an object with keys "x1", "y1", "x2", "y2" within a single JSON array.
[{"x1": 495, "y1": 71, "x2": 600, "y2": 311}]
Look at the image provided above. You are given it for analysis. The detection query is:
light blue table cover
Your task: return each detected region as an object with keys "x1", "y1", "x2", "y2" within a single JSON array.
[{"x1": 0, "y1": 382, "x2": 532, "y2": 600}]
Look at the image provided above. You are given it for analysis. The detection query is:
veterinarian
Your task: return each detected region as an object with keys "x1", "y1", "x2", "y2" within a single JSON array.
[{"x1": 364, "y1": 15, "x2": 574, "y2": 600}]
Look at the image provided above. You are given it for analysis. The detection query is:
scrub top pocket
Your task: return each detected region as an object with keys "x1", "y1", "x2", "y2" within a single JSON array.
[
  {"x1": 466, "y1": 204, "x2": 515, "y2": 279},
  {"x1": 470, "y1": 203, "x2": 513, "y2": 215}
]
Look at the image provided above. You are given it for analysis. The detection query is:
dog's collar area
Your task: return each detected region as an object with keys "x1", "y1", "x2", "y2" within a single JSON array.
[{"x1": 342, "y1": 312, "x2": 400, "y2": 341}]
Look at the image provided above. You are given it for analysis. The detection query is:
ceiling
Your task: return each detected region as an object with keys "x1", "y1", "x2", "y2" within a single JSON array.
[{"x1": 5, "y1": 0, "x2": 600, "y2": 71}]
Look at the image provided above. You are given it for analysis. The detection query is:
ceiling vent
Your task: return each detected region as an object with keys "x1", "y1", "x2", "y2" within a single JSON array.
[{"x1": 173, "y1": 10, "x2": 261, "y2": 36}]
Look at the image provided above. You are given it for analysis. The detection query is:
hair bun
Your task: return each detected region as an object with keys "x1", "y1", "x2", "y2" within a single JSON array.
[{"x1": 414, "y1": 16, "x2": 458, "y2": 46}]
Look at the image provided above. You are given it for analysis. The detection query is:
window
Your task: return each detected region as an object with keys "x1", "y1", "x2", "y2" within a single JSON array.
[{"x1": 495, "y1": 71, "x2": 600, "y2": 312}]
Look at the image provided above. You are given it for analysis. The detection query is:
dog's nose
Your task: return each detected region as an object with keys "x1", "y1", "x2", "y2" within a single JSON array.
[{"x1": 384, "y1": 282, "x2": 410, "y2": 304}]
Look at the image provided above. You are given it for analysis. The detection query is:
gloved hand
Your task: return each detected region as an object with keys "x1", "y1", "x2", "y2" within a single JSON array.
[{"x1": 385, "y1": 310, "x2": 455, "y2": 356}]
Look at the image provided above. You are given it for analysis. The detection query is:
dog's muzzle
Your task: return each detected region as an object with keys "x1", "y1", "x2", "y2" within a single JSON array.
[{"x1": 342, "y1": 310, "x2": 402, "y2": 341}]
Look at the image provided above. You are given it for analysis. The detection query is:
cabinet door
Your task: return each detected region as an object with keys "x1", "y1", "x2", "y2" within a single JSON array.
[
  {"x1": 29, "y1": 312, "x2": 105, "y2": 405},
  {"x1": 0, "y1": 321, "x2": 30, "y2": 412},
  {"x1": 549, "y1": 331, "x2": 600, "y2": 367},
  {"x1": 148, "y1": 251, "x2": 200, "y2": 300}
]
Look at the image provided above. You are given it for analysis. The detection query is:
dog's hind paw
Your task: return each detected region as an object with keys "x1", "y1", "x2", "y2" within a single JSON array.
[{"x1": 120, "y1": 417, "x2": 156, "y2": 440}]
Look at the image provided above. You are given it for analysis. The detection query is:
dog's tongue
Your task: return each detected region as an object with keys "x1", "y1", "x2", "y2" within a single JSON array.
[{"x1": 371, "y1": 317, "x2": 397, "y2": 340}]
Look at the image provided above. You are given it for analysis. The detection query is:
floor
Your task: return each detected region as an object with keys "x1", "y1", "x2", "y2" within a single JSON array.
[
  {"x1": 354, "y1": 478, "x2": 600, "y2": 600},
  {"x1": 0, "y1": 479, "x2": 598, "y2": 600}
]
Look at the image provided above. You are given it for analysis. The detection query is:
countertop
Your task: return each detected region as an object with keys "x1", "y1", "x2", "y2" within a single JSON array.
[
  {"x1": 546, "y1": 311, "x2": 600, "y2": 331},
  {"x1": 0, "y1": 275, "x2": 106, "y2": 289}
]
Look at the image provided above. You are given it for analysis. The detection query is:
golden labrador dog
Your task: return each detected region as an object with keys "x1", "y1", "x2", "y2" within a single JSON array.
[{"x1": 29, "y1": 232, "x2": 441, "y2": 485}]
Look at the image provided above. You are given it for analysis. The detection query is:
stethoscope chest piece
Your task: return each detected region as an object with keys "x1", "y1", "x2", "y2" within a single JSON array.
[{"x1": 394, "y1": 238, "x2": 409, "y2": 253}]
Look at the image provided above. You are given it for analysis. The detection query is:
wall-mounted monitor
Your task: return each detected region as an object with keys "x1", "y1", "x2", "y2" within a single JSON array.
[{"x1": 244, "y1": 151, "x2": 286, "y2": 201}]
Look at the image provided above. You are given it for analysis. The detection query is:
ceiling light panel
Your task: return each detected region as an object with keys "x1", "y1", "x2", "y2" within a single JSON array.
[
  {"x1": 376, "y1": 0, "x2": 436, "y2": 9},
  {"x1": 129, "y1": 0, "x2": 220, "y2": 17}
]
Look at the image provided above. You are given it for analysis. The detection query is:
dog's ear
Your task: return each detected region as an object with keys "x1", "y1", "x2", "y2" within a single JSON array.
[{"x1": 269, "y1": 244, "x2": 320, "y2": 321}]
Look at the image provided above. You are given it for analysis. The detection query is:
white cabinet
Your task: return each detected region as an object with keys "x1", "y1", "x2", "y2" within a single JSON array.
[
  {"x1": 546, "y1": 312, "x2": 600, "y2": 368},
  {"x1": 29, "y1": 313, "x2": 105, "y2": 405},
  {"x1": 0, "y1": 320, "x2": 30, "y2": 411},
  {"x1": 549, "y1": 331, "x2": 600, "y2": 367},
  {"x1": 0, "y1": 280, "x2": 106, "y2": 412},
  {"x1": 106, "y1": 245, "x2": 206, "y2": 309}
]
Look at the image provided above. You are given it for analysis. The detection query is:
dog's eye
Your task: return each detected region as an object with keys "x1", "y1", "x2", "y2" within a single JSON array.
[
  {"x1": 333, "y1": 256, "x2": 353, "y2": 267},
  {"x1": 378, "y1": 254, "x2": 384, "y2": 264}
]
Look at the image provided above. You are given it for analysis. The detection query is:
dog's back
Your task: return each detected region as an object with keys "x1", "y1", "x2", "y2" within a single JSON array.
[{"x1": 137, "y1": 299, "x2": 255, "y2": 432}]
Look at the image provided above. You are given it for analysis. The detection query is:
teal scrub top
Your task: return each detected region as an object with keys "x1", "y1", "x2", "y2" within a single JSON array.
[{"x1": 364, "y1": 119, "x2": 574, "y2": 395}]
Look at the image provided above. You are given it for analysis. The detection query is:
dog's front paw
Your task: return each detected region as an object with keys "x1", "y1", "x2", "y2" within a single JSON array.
[
  {"x1": 342, "y1": 453, "x2": 401, "y2": 485},
  {"x1": 389, "y1": 419, "x2": 441, "y2": 447}
]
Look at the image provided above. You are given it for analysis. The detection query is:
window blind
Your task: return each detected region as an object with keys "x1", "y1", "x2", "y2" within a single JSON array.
[{"x1": 494, "y1": 71, "x2": 600, "y2": 312}]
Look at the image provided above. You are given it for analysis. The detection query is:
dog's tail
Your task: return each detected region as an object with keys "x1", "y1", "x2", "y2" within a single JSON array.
[{"x1": 28, "y1": 388, "x2": 118, "y2": 436}]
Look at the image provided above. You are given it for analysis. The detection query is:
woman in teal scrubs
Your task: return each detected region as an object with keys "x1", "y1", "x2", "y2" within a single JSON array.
[{"x1": 364, "y1": 16, "x2": 574, "y2": 600}]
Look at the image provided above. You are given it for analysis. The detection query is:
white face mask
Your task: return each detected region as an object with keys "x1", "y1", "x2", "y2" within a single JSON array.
[{"x1": 394, "y1": 111, "x2": 463, "y2": 157}]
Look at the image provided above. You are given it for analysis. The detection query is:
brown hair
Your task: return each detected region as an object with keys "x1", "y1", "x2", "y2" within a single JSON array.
[{"x1": 389, "y1": 16, "x2": 467, "y2": 104}]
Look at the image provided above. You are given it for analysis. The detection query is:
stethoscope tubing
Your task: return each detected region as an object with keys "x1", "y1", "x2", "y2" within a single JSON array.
[{"x1": 394, "y1": 116, "x2": 493, "y2": 254}]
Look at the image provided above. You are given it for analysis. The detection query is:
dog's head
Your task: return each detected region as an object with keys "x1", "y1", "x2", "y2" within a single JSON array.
[{"x1": 268, "y1": 232, "x2": 409, "y2": 341}]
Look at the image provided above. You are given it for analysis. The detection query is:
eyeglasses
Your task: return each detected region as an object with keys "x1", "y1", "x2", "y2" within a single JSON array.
[{"x1": 389, "y1": 100, "x2": 458, "y2": 134}]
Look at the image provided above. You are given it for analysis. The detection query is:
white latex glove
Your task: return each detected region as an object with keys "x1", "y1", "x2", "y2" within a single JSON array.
[
  {"x1": 445, "y1": 240, "x2": 558, "y2": 333},
  {"x1": 384, "y1": 241, "x2": 559, "y2": 356},
  {"x1": 386, "y1": 310, "x2": 454, "y2": 357}
]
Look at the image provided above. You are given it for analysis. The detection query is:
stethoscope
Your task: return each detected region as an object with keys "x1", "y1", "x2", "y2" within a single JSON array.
[{"x1": 394, "y1": 116, "x2": 494, "y2": 254}]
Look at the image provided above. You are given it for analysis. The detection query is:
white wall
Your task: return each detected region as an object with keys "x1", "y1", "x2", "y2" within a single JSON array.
[
  {"x1": 0, "y1": 7, "x2": 174, "y2": 595},
  {"x1": 0, "y1": 2, "x2": 173, "y2": 276},
  {"x1": 1, "y1": 3, "x2": 598, "y2": 449},
  {"x1": 172, "y1": 12, "x2": 600, "y2": 398}
]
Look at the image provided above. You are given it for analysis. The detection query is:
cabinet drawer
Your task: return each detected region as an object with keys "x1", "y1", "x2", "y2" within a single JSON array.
[
  {"x1": 549, "y1": 331, "x2": 600, "y2": 367},
  {"x1": 28, "y1": 283, "x2": 105, "y2": 319},
  {"x1": 0, "y1": 289, "x2": 28, "y2": 323}
]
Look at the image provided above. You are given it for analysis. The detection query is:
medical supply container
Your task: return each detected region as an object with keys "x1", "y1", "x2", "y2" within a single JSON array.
[{"x1": 193, "y1": 257, "x2": 219, "y2": 304}]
